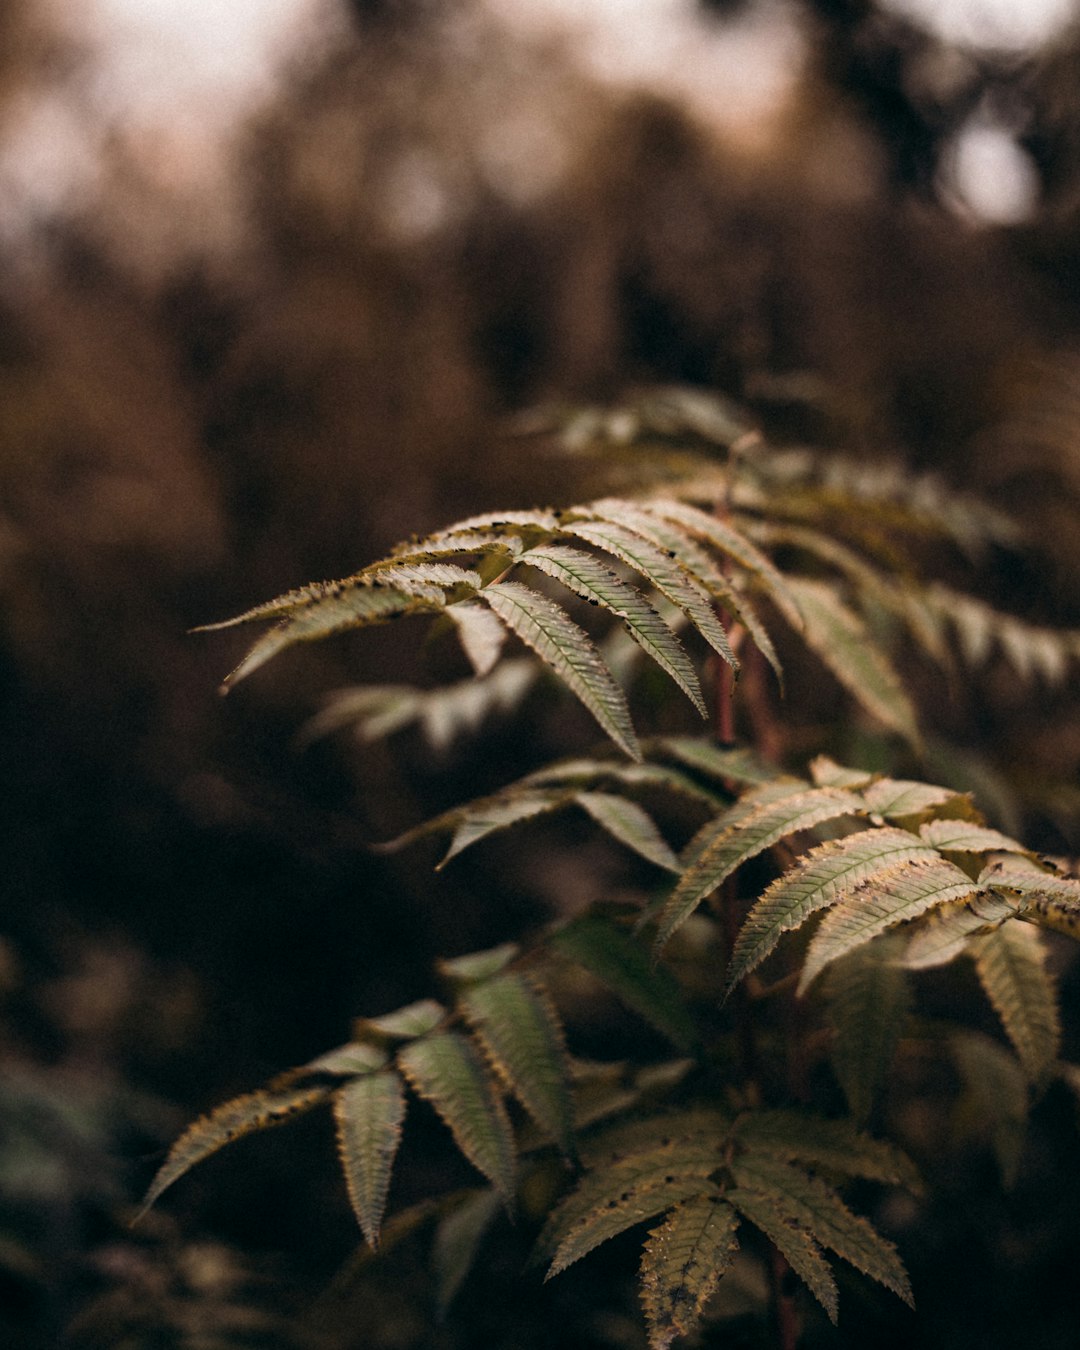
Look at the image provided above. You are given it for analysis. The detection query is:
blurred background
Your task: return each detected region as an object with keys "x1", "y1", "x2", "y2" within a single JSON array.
[{"x1": 3, "y1": 1, "x2": 1080, "y2": 1346}]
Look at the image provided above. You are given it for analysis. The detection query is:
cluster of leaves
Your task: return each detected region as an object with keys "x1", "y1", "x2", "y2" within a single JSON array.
[{"x1": 158, "y1": 390, "x2": 1080, "y2": 1346}]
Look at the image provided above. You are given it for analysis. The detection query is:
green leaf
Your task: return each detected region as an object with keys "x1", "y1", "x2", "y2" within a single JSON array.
[
  {"x1": 438, "y1": 789, "x2": 566, "y2": 868},
  {"x1": 824, "y1": 935, "x2": 913, "y2": 1123},
  {"x1": 551, "y1": 914, "x2": 699, "y2": 1052},
  {"x1": 809, "y1": 757, "x2": 877, "y2": 789},
  {"x1": 730, "y1": 1155, "x2": 912, "y2": 1306},
  {"x1": 137, "y1": 1083, "x2": 333, "y2": 1220},
  {"x1": 734, "y1": 1110, "x2": 920, "y2": 1191},
  {"x1": 333, "y1": 1069, "x2": 407, "y2": 1247},
  {"x1": 272, "y1": 1040, "x2": 388, "y2": 1088},
  {"x1": 358, "y1": 1000, "x2": 446, "y2": 1041},
  {"x1": 950, "y1": 1032, "x2": 1028, "y2": 1188},
  {"x1": 799, "y1": 857, "x2": 984, "y2": 993},
  {"x1": 446, "y1": 601, "x2": 508, "y2": 677},
  {"x1": 526, "y1": 756, "x2": 723, "y2": 807},
  {"x1": 462, "y1": 973, "x2": 576, "y2": 1160},
  {"x1": 901, "y1": 891, "x2": 1022, "y2": 969},
  {"x1": 726, "y1": 827, "x2": 938, "y2": 996},
  {"x1": 438, "y1": 943, "x2": 520, "y2": 985},
  {"x1": 640, "y1": 1197, "x2": 741, "y2": 1350},
  {"x1": 783, "y1": 577, "x2": 920, "y2": 747},
  {"x1": 575, "y1": 792, "x2": 680, "y2": 872},
  {"x1": 564, "y1": 517, "x2": 738, "y2": 671},
  {"x1": 481, "y1": 580, "x2": 641, "y2": 760},
  {"x1": 726, "y1": 1187, "x2": 838, "y2": 1323},
  {"x1": 220, "y1": 586, "x2": 439, "y2": 690},
  {"x1": 657, "y1": 785, "x2": 866, "y2": 952},
  {"x1": 971, "y1": 922, "x2": 1060, "y2": 1085},
  {"x1": 398, "y1": 1032, "x2": 516, "y2": 1204},
  {"x1": 433, "y1": 1188, "x2": 503, "y2": 1318},
  {"x1": 654, "y1": 737, "x2": 781, "y2": 788},
  {"x1": 521, "y1": 543, "x2": 707, "y2": 717}
]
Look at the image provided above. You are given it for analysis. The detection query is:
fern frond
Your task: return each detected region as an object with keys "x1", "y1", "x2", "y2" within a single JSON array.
[
  {"x1": 725, "y1": 1187, "x2": 838, "y2": 1322},
  {"x1": 798, "y1": 857, "x2": 983, "y2": 992},
  {"x1": 563, "y1": 517, "x2": 739, "y2": 672},
  {"x1": 824, "y1": 935, "x2": 913, "y2": 1123},
  {"x1": 657, "y1": 785, "x2": 866, "y2": 952},
  {"x1": 730, "y1": 1154, "x2": 912, "y2": 1305},
  {"x1": 137, "y1": 1083, "x2": 333, "y2": 1220},
  {"x1": 725, "y1": 827, "x2": 938, "y2": 996},
  {"x1": 397, "y1": 1032, "x2": 516, "y2": 1205},
  {"x1": 461, "y1": 973, "x2": 576, "y2": 1160},
  {"x1": 433, "y1": 1188, "x2": 503, "y2": 1318},
  {"x1": 733, "y1": 1110, "x2": 920, "y2": 1190},
  {"x1": 640, "y1": 1197, "x2": 741, "y2": 1350},
  {"x1": 333, "y1": 1069, "x2": 407, "y2": 1248},
  {"x1": 782, "y1": 577, "x2": 920, "y2": 746},
  {"x1": 481, "y1": 580, "x2": 641, "y2": 760},
  {"x1": 520, "y1": 543, "x2": 707, "y2": 717},
  {"x1": 575, "y1": 791, "x2": 681, "y2": 872},
  {"x1": 971, "y1": 922, "x2": 1060, "y2": 1085},
  {"x1": 551, "y1": 914, "x2": 700, "y2": 1052},
  {"x1": 926, "y1": 583, "x2": 1080, "y2": 685}
]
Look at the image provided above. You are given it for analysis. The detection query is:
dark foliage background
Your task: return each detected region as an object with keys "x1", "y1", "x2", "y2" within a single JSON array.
[{"x1": 2, "y1": 1, "x2": 1080, "y2": 1346}]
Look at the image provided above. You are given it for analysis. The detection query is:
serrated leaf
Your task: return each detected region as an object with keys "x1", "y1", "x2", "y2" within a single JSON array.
[
  {"x1": 438, "y1": 789, "x2": 566, "y2": 868},
  {"x1": 550, "y1": 1178, "x2": 723, "y2": 1279},
  {"x1": 273, "y1": 1040, "x2": 389, "y2": 1088},
  {"x1": 220, "y1": 586, "x2": 439, "y2": 689},
  {"x1": 799, "y1": 857, "x2": 984, "y2": 993},
  {"x1": 535, "y1": 1132, "x2": 725, "y2": 1272},
  {"x1": 980, "y1": 860, "x2": 1080, "y2": 941},
  {"x1": 481, "y1": 580, "x2": 640, "y2": 760},
  {"x1": 462, "y1": 973, "x2": 576, "y2": 1159},
  {"x1": 860, "y1": 778, "x2": 959, "y2": 820},
  {"x1": 398, "y1": 1032, "x2": 516, "y2": 1204},
  {"x1": 824, "y1": 934, "x2": 912, "y2": 1123},
  {"x1": 972, "y1": 922, "x2": 1060, "y2": 1085},
  {"x1": 726, "y1": 828, "x2": 938, "y2": 995},
  {"x1": 575, "y1": 792, "x2": 681, "y2": 872},
  {"x1": 364, "y1": 562, "x2": 481, "y2": 593},
  {"x1": 358, "y1": 999, "x2": 446, "y2": 1041},
  {"x1": 730, "y1": 1155, "x2": 912, "y2": 1305},
  {"x1": 917, "y1": 820, "x2": 1030, "y2": 855},
  {"x1": 654, "y1": 737, "x2": 781, "y2": 788},
  {"x1": 901, "y1": 891, "x2": 1022, "y2": 969},
  {"x1": 333, "y1": 1069, "x2": 407, "y2": 1247},
  {"x1": 783, "y1": 577, "x2": 920, "y2": 746},
  {"x1": 392, "y1": 530, "x2": 525, "y2": 562},
  {"x1": 726, "y1": 1188, "x2": 838, "y2": 1322},
  {"x1": 640, "y1": 1197, "x2": 741, "y2": 1350},
  {"x1": 564, "y1": 517, "x2": 738, "y2": 671},
  {"x1": 950, "y1": 1031, "x2": 1028, "y2": 1188},
  {"x1": 734, "y1": 1110, "x2": 920, "y2": 1191},
  {"x1": 642, "y1": 497, "x2": 803, "y2": 626},
  {"x1": 522, "y1": 543, "x2": 707, "y2": 716},
  {"x1": 551, "y1": 915, "x2": 699, "y2": 1052},
  {"x1": 137, "y1": 1084, "x2": 332, "y2": 1220},
  {"x1": 657, "y1": 786, "x2": 866, "y2": 953},
  {"x1": 438, "y1": 943, "x2": 520, "y2": 985},
  {"x1": 433, "y1": 1188, "x2": 502, "y2": 1318},
  {"x1": 526, "y1": 756, "x2": 722, "y2": 807},
  {"x1": 447, "y1": 601, "x2": 508, "y2": 677},
  {"x1": 809, "y1": 757, "x2": 876, "y2": 789}
]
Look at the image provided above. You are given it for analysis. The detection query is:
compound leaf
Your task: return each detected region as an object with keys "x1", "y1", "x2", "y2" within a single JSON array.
[{"x1": 726, "y1": 1187, "x2": 838, "y2": 1323}]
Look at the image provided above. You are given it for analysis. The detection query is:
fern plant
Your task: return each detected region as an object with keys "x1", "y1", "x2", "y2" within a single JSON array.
[{"x1": 143, "y1": 389, "x2": 1080, "y2": 1349}]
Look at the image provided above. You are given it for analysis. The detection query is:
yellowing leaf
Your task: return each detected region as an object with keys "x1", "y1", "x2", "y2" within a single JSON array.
[
  {"x1": 640, "y1": 1197, "x2": 740, "y2": 1350},
  {"x1": 726, "y1": 1187, "x2": 838, "y2": 1322}
]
